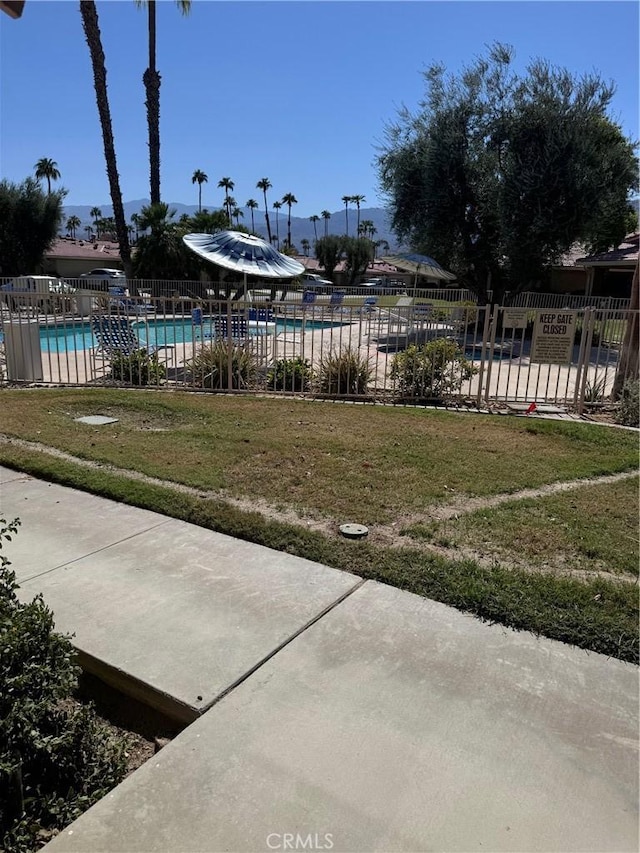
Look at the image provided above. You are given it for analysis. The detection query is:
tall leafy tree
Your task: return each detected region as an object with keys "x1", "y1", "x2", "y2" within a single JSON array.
[
  {"x1": 341, "y1": 195, "x2": 351, "y2": 236},
  {"x1": 257, "y1": 177, "x2": 273, "y2": 243},
  {"x1": 0, "y1": 178, "x2": 65, "y2": 274},
  {"x1": 321, "y1": 209, "x2": 331, "y2": 237},
  {"x1": 135, "y1": 0, "x2": 191, "y2": 205},
  {"x1": 80, "y1": 1, "x2": 132, "y2": 278},
  {"x1": 342, "y1": 236, "x2": 372, "y2": 284},
  {"x1": 246, "y1": 198, "x2": 258, "y2": 233},
  {"x1": 191, "y1": 169, "x2": 208, "y2": 212},
  {"x1": 272, "y1": 200, "x2": 281, "y2": 248},
  {"x1": 217, "y1": 177, "x2": 234, "y2": 222},
  {"x1": 281, "y1": 192, "x2": 297, "y2": 249},
  {"x1": 309, "y1": 214, "x2": 319, "y2": 242},
  {"x1": 351, "y1": 194, "x2": 366, "y2": 234},
  {"x1": 378, "y1": 43, "x2": 638, "y2": 304},
  {"x1": 34, "y1": 158, "x2": 61, "y2": 194},
  {"x1": 314, "y1": 235, "x2": 343, "y2": 283}
]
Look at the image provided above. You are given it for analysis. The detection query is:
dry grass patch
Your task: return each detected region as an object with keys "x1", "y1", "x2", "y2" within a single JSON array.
[
  {"x1": 0, "y1": 388, "x2": 638, "y2": 525},
  {"x1": 406, "y1": 476, "x2": 639, "y2": 580}
]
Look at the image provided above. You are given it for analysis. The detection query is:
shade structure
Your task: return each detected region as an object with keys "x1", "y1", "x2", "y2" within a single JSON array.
[
  {"x1": 183, "y1": 231, "x2": 305, "y2": 279},
  {"x1": 380, "y1": 252, "x2": 456, "y2": 282}
]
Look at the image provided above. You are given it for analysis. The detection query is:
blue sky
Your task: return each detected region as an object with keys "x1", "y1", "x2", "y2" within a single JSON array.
[{"x1": 1, "y1": 1, "x2": 638, "y2": 218}]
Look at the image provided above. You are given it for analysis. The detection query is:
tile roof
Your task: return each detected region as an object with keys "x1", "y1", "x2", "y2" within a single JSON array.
[
  {"x1": 576, "y1": 232, "x2": 639, "y2": 265},
  {"x1": 46, "y1": 237, "x2": 122, "y2": 260}
]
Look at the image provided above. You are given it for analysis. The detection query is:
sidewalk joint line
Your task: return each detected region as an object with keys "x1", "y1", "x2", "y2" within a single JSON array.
[
  {"x1": 19, "y1": 520, "x2": 173, "y2": 584},
  {"x1": 199, "y1": 578, "x2": 367, "y2": 716}
]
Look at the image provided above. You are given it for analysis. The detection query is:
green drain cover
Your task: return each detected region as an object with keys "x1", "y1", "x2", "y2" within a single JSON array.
[{"x1": 339, "y1": 523, "x2": 369, "y2": 540}]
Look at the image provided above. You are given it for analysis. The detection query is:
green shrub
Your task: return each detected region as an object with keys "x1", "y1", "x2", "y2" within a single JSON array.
[
  {"x1": 316, "y1": 347, "x2": 372, "y2": 396},
  {"x1": 187, "y1": 341, "x2": 258, "y2": 390},
  {"x1": 110, "y1": 349, "x2": 165, "y2": 386},
  {"x1": 615, "y1": 379, "x2": 639, "y2": 427},
  {"x1": 267, "y1": 357, "x2": 313, "y2": 392},
  {"x1": 390, "y1": 338, "x2": 476, "y2": 401},
  {"x1": 583, "y1": 375, "x2": 608, "y2": 403},
  {"x1": 0, "y1": 518, "x2": 127, "y2": 852}
]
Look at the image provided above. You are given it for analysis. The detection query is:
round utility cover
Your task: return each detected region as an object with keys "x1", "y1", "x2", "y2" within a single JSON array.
[{"x1": 339, "y1": 523, "x2": 369, "y2": 539}]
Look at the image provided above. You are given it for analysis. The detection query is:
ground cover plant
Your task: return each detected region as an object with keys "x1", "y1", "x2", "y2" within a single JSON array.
[
  {"x1": 0, "y1": 518, "x2": 131, "y2": 852},
  {"x1": 0, "y1": 388, "x2": 637, "y2": 663}
]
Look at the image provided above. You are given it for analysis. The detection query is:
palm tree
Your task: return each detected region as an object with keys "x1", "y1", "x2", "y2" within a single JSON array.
[
  {"x1": 309, "y1": 214, "x2": 320, "y2": 243},
  {"x1": 352, "y1": 194, "x2": 366, "y2": 233},
  {"x1": 272, "y1": 200, "x2": 282, "y2": 248},
  {"x1": 218, "y1": 177, "x2": 234, "y2": 222},
  {"x1": 341, "y1": 195, "x2": 352, "y2": 236},
  {"x1": 80, "y1": 1, "x2": 132, "y2": 277},
  {"x1": 282, "y1": 193, "x2": 297, "y2": 249},
  {"x1": 66, "y1": 215, "x2": 81, "y2": 238},
  {"x1": 321, "y1": 209, "x2": 331, "y2": 237},
  {"x1": 192, "y1": 169, "x2": 208, "y2": 212},
  {"x1": 245, "y1": 198, "x2": 258, "y2": 233},
  {"x1": 84, "y1": 225, "x2": 94, "y2": 241},
  {"x1": 232, "y1": 206, "x2": 243, "y2": 227},
  {"x1": 135, "y1": 0, "x2": 191, "y2": 204},
  {"x1": 301, "y1": 238, "x2": 310, "y2": 257},
  {"x1": 90, "y1": 206, "x2": 102, "y2": 234},
  {"x1": 225, "y1": 196, "x2": 237, "y2": 226},
  {"x1": 34, "y1": 158, "x2": 61, "y2": 194},
  {"x1": 131, "y1": 212, "x2": 140, "y2": 242},
  {"x1": 256, "y1": 177, "x2": 272, "y2": 243}
]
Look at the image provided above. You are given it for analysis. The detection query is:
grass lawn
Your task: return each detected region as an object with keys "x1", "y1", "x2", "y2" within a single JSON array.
[
  {"x1": 406, "y1": 476, "x2": 639, "y2": 579},
  {"x1": 0, "y1": 389, "x2": 637, "y2": 525},
  {"x1": 0, "y1": 387, "x2": 638, "y2": 662}
]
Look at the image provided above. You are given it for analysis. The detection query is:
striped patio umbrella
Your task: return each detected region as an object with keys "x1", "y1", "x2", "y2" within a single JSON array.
[{"x1": 183, "y1": 231, "x2": 304, "y2": 279}]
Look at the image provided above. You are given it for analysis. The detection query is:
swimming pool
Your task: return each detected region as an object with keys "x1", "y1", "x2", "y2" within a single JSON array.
[{"x1": 38, "y1": 316, "x2": 350, "y2": 353}]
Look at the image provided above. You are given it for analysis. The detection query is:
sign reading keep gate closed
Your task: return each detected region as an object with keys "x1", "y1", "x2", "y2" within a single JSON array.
[{"x1": 530, "y1": 310, "x2": 576, "y2": 364}]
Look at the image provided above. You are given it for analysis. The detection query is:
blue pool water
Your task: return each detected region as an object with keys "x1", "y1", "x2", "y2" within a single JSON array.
[{"x1": 38, "y1": 317, "x2": 348, "y2": 353}]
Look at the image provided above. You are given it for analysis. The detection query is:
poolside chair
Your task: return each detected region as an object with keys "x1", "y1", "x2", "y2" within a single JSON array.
[
  {"x1": 329, "y1": 290, "x2": 346, "y2": 313},
  {"x1": 90, "y1": 315, "x2": 174, "y2": 375},
  {"x1": 210, "y1": 316, "x2": 249, "y2": 343},
  {"x1": 108, "y1": 286, "x2": 155, "y2": 315}
]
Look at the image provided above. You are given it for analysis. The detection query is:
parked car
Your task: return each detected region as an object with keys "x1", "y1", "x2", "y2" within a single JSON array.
[
  {"x1": 78, "y1": 268, "x2": 127, "y2": 290},
  {"x1": 360, "y1": 277, "x2": 407, "y2": 295},
  {"x1": 0, "y1": 275, "x2": 74, "y2": 294},
  {"x1": 0, "y1": 275, "x2": 75, "y2": 310},
  {"x1": 301, "y1": 272, "x2": 334, "y2": 291}
]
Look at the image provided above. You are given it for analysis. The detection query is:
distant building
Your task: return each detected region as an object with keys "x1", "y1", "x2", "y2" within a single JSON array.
[
  {"x1": 44, "y1": 237, "x2": 124, "y2": 278},
  {"x1": 550, "y1": 233, "x2": 638, "y2": 298}
]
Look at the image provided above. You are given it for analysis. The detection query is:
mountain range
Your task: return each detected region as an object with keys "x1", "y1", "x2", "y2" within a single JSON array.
[{"x1": 61, "y1": 201, "x2": 401, "y2": 251}]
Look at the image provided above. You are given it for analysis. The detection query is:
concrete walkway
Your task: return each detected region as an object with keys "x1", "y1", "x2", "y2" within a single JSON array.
[{"x1": 0, "y1": 466, "x2": 637, "y2": 853}]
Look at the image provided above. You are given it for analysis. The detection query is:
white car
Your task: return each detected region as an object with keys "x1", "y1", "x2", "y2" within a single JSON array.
[
  {"x1": 301, "y1": 272, "x2": 333, "y2": 291},
  {"x1": 79, "y1": 268, "x2": 127, "y2": 289}
]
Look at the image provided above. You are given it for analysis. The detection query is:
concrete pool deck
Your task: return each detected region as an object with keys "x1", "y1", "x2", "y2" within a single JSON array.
[{"x1": 0, "y1": 466, "x2": 637, "y2": 852}]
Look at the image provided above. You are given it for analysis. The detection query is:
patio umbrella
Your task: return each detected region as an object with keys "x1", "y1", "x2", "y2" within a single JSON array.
[
  {"x1": 379, "y1": 252, "x2": 457, "y2": 288},
  {"x1": 183, "y1": 231, "x2": 305, "y2": 283}
]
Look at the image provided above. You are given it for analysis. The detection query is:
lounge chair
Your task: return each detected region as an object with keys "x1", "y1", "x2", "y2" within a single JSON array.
[
  {"x1": 329, "y1": 290, "x2": 346, "y2": 313},
  {"x1": 209, "y1": 316, "x2": 249, "y2": 342},
  {"x1": 108, "y1": 286, "x2": 155, "y2": 315},
  {"x1": 90, "y1": 315, "x2": 174, "y2": 375}
]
